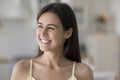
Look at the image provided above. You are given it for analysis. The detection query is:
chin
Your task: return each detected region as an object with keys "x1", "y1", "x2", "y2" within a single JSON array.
[{"x1": 40, "y1": 47, "x2": 50, "y2": 52}]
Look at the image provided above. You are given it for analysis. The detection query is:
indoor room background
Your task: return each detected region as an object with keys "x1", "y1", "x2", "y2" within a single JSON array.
[{"x1": 0, "y1": 0, "x2": 120, "y2": 80}]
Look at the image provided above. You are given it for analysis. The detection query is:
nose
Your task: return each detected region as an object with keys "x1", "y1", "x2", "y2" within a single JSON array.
[{"x1": 41, "y1": 28, "x2": 48, "y2": 37}]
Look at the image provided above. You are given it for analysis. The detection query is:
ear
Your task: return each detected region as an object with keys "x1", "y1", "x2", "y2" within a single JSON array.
[{"x1": 64, "y1": 28, "x2": 73, "y2": 39}]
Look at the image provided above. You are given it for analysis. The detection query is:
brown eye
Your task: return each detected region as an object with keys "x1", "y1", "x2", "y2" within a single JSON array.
[
  {"x1": 38, "y1": 25, "x2": 43, "y2": 28},
  {"x1": 48, "y1": 27, "x2": 55, "y2": 30},
  {"x1": 47, "y1": 25, "x2": 56, "y2": 30}
]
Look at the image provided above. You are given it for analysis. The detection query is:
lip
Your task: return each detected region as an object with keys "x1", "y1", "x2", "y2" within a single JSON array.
[{"x1": 40, "y1": 39, "x2": 51, "y2": 44}]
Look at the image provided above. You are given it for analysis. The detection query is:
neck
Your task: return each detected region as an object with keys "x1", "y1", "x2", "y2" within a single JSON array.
[{"x1": 39, "y1": 49, "x2": 67, "y2": 69}]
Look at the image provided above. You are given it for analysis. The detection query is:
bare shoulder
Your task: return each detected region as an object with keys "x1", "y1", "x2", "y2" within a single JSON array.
[
  {"x1": 14, "y1": 59, "x2": 30, "y2": 69},
  {"x1": 11, "y1": 59, "x2": 30, "y2": 80},
  {"x1": 75, "y1": 62, "x2": 94, "y2": 80}
]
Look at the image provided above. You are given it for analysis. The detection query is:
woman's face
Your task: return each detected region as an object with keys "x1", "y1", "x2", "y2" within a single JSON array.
[{"x1": 36, "y1": 12, "x2": 72, "y2": 52}]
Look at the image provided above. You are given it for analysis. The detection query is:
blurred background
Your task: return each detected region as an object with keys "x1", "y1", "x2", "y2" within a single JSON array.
[{"x1": 0, "y1": 0, "x2": 120, "y2": 80}]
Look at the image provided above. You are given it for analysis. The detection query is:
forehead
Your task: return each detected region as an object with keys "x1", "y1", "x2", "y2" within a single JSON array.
[{"x1": 38, "y1": 12, "x2": 62, "y2": 25}]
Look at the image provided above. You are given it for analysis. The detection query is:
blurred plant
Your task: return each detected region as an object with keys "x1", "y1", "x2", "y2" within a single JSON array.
[
  {"x1": 95, "y1": 12, "x2": 109, "y2": 24},
  {"x1": 95, "y1": 12, "x2": 110, "y2": 32}
]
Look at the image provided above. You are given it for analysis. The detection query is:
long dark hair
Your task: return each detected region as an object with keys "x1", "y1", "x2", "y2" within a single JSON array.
[{"x1": 37, "y1": 3, "x2": 81, "y2": 62}]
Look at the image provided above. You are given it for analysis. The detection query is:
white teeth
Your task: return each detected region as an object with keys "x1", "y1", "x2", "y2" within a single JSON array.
[{"x1": 41, "y1": 39, "x2": 50, "y2": 43}]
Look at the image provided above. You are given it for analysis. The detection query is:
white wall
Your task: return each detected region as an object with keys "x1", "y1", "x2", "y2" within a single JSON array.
[
  {"x1": 0, "y1": 20, "x2": 38, "y2": 58},
  {"x1": 110, "y1": 0, "x2": 120, "y2": 35},
  {"x1": 0, "y1": 0, "x2": 39, "y2": 58},
  {"x1": 86, "y1": 34, "x2": 120, "y2": 72}
]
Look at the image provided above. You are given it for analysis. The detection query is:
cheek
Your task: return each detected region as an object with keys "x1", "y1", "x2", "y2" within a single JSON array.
[
  {"x1": 36, "y1": 29, "x2": 41, "y2": 36},
  {"x1": 52, "y1": 32, "x2": 65, "y2": 43},
  {"x1": 36, "y1": 30, "x2": 40, "y2": 42}
]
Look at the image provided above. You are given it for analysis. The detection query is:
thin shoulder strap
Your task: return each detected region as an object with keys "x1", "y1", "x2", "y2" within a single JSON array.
[
  {"x1": 72, "y1": 62, "x2": 76, "y2": 75},
  {"x1": 29, "y1": 59, "x2": 33, "y2": 77}
]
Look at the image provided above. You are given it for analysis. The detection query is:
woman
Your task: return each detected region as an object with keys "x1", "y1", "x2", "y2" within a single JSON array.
[{"x1": 11, "y1": 3, "x2": 93, "y2": 80}]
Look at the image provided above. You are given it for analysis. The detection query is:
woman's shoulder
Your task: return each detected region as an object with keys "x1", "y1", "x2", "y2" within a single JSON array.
[
  {"x1": 14, "y1": 59, "x2": 30, "y2": 70},
  {"x1": 75, "y1": 62, "x2": 92, "y2": 71},
  {"x1": 75, "y1": 62, "x2": 94, "y2": 80},
  {"x1": 11, "y1": 59, "x2": 31, "y2": 80}
]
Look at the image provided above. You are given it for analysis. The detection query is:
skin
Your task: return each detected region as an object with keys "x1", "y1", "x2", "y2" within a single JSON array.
[
  {"x1": 115, "y1": 74, "x2": 120, "y2": 80},
  {"x1": 11, "y1": 12, "x2": 94, "y2": 80}
]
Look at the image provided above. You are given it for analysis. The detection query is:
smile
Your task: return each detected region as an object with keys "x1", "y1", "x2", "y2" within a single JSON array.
[{"x1": 40, "y1": 39, "x2": 51, "y2": 44}]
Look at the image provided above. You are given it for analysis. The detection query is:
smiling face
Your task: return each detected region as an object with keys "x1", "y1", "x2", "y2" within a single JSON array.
[{"x1": 36, "y1": 12, "x2": 72, "y2": 52}]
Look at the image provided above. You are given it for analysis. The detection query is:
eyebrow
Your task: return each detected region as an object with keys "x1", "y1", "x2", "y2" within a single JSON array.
[
  {"x1": 37, "y1": 22, "x2": 43, "y2": 25},
  {"x1": 37, "y1": 22, "x2": 57, "y2": 28}
]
